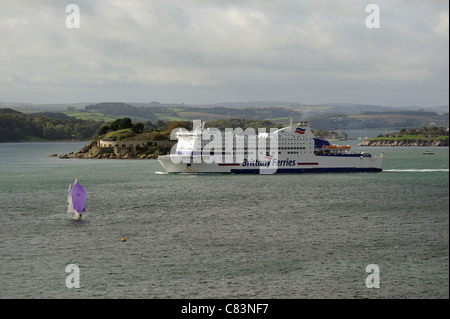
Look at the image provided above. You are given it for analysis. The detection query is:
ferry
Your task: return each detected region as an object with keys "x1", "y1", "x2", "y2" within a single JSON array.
[{"x1": 158, "y1": 120, "x2": 383, "y2": 174}]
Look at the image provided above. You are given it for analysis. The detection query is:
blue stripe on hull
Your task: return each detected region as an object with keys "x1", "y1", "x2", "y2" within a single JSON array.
[
  {"x1": 230, "y1": 167, "x2": 382, "y2": 174},
  {"x1": 315, "y1": 154, "x2": 372, "y2": 157}
]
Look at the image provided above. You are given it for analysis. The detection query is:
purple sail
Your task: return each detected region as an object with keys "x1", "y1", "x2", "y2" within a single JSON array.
[{"x1": 70, "y1": 181, "x2": 86, "y2": 213}]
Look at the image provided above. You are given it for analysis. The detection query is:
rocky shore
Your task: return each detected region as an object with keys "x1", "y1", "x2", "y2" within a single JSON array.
[
  {"x1": 358, "y1": 139, "x2": 449, "y2": 147},
  {"x1": 51, "y1": 140, "x2": 176, "y2": 159}
]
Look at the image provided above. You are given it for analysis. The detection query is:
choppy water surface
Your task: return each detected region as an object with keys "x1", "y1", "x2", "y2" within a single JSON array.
[{"x1": 0, "y1": 142, "x2": 448, "y2": 298}]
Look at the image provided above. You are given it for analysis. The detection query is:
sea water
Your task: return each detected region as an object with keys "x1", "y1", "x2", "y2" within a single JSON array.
[{"x1": 0, "y1": 141, "x2": 448, "y2": 298}]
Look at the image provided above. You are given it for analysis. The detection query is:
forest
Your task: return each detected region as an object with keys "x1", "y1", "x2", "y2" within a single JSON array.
[{"x1": 0, "y1": 108, "x2": 103, "y2": 142}]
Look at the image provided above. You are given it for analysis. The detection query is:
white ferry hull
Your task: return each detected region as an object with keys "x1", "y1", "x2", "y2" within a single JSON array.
[{"x1": 158, "y1": 154, "x2": 383, "y2": 174}]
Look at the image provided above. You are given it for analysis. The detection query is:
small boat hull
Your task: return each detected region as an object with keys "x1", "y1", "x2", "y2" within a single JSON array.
[{"x1": 72, "y1": 211, "x2": 82, "y2": 220}]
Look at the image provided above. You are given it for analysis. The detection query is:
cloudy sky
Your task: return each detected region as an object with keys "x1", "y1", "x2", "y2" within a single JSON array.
[{"x1": 0, "y1": 0, "x2": 448, "y2": 106}]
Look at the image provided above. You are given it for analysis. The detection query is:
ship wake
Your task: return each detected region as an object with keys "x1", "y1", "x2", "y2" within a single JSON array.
[{"x1": 385, "y1": 169, "x2": 449, "y2": 173}]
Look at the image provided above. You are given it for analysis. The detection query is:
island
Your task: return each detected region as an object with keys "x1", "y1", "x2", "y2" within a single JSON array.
[
  {"x1": 358, "y1": 127, "x2": 449, "y2": 147},
  {"x1": 54, "y1": 119, "x2": 185, "y2": 159}
]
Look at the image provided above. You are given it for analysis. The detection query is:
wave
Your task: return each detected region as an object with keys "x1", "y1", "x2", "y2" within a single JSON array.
[{"x1": 385, "y1": 169, "x2": 449, "y2": 173}]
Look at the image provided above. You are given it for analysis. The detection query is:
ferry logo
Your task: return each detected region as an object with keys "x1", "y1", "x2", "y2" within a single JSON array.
[
  {"x1": 295, "y1": 127, "x2": 306, "y2": 134},
  {"x1": 265, "y1": 154, "x2": 273, "y2": 160}
]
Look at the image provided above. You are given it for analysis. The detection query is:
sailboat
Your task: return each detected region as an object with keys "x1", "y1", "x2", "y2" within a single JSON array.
[{"x1": 67, "y1": 179, "x2": 86, "y2": 220}]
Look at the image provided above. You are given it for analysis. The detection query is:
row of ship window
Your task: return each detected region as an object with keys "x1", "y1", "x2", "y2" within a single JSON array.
[
  {"x1": 199, "y1": 141, "x2": 310, "y2": 145},
  {"x1": 196, "y1": 146, "x2": 310, "y2": 150},
  {"x1": 201, "y1": 151, "x2": 310, "y2": 156}
]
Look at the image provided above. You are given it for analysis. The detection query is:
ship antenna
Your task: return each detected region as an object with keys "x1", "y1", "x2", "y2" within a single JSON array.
[{"x1": 290, "y1": 117, "x2": 293, "y2": 127}]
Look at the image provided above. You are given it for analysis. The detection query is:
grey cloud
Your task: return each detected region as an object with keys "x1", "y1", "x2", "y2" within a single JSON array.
[{"x1": 0, "y1": 0, "x2": 448, "y2": 106}]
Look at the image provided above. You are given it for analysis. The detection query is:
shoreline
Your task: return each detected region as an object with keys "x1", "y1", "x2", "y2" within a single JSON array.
[{"x1": 358, "y1": 139, "x2": 448, "y2": 147}]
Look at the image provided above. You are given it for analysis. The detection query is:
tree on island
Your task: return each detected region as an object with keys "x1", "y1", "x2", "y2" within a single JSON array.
[
  {"x1": 97, "y1": 124, "x2": 110, "y2": 136},
  {"x1": 132, "y1": 123, "x2": 145, "y2": 134}
]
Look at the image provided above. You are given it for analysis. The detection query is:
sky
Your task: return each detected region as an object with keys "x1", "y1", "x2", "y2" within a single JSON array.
[{"x1": 0, "y1": 0, "x2": 448, "y2": 107}]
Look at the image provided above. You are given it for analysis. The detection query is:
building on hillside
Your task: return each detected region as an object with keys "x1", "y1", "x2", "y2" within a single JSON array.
[{"x1": 97, "y1": 139, "x2": 149, "y2": 157}]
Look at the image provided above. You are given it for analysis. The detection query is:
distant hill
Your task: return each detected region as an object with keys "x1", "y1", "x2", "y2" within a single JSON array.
[
  {"x1": 305, "y1": 110, "x2": 448, "y2": 130},
  {"x1": 2, "y1": 101, "x2": 448, "y2": 130},
  {"x1": 83, "y1": 102, "x2": 450, "y2": 128},
  {"x1": 65, "y1": 102, "x2": 303, "y2": 123}
]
